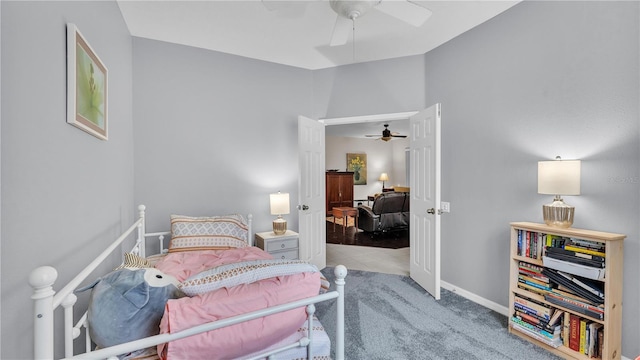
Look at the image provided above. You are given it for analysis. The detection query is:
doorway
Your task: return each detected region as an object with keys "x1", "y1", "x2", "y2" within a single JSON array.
[{"x1": 298, "y1": 106, "x2": 441, "y2": 299}]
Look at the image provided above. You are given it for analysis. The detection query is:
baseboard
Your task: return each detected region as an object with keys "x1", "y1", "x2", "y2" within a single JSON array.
[
  {"x1": 440, "y1": 280, "x2": 511, "y2": 317},
  {"x1": 439, "y1": 281, "x2": 633, "y2": 360}
]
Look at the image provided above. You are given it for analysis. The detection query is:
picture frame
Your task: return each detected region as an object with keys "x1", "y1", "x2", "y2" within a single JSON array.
[
  {"x1": 346, "y1": 153, "x2": 367, "y2": 185},
  {"x1": 67, "y1": 23, "x2": 108, "y2": 140}
]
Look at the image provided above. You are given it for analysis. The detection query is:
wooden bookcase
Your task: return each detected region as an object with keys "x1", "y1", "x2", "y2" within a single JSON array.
[{"x1": 508, "y1": 222, "x2": 625, "y2": 359}]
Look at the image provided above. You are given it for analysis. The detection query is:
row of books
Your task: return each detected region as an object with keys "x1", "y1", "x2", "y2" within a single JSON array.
[
  {"x1": 512, "y1": 294, "x2": 605, "y2": 357},
  {"x1": 517, "y1": 230, "x2": 567, "y2": 259},
  {"x1": 563, "y1": 312, "x2": 604, "y2": 358}
]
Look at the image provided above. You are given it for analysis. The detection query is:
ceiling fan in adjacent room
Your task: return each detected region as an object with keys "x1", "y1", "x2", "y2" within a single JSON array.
[
  {"x1": 365, "y1": 124, "x2": 407, "y2": 142},
  {"x1": 328, "y1": 0, "x2": 432, "y2": 46}
]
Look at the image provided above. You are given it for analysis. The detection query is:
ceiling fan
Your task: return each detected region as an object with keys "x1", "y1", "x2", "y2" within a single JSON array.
[
  {"x1": 328, "y1": 0, "x2": 433, "y2": 46},
  {"x1": 365, "y1": 124, "x2": 407, "y2": 142},
  {"x1": 262, "y1": 0, "x2": 432, "y2": 47}
]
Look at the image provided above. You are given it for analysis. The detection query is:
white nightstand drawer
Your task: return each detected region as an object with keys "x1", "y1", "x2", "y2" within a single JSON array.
[
  {"x1": 265, "y1": 238, "x2": 298, "y2": 253},
  {"x1": 271, "y1": 249, "x2": 298, "y2": 260},
  {"x1": 255, "y1": 230, "x2": 299, "y2": 261}
]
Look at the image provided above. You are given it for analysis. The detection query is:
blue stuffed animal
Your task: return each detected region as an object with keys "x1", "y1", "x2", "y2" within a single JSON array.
[{"x1": 78, "y1": 267, "x2": 184, "y2": 350}]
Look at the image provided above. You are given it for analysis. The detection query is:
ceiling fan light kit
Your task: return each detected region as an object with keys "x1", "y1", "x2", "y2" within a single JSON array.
[
  {"x1": 365, "y1": 124, "x2": 408, "y2": 141},
  {"x1": 330, "y1": 0, "x2": 380, "y2": 20}
]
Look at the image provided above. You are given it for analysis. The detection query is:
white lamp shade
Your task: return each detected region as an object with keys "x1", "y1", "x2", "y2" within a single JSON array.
[
  {"x1": 538, "y1": 160, "x2": 581, "y2": 195},
  {"x1": 270, "y1": 192, "x2": 290, "y2": 215},
  {"x1": 379, "y1": 173, "x2": 389, "y2": 182}
]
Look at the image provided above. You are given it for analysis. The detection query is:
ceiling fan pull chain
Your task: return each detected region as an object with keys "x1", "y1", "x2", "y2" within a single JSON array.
[{"x1": 352, "y1": 17, "x2": 356, "y2": 61}]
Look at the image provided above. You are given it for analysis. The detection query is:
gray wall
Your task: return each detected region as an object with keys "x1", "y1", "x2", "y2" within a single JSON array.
[
  {"x1": 314, "y1": 1, "x2": 640, "y2": 357},
  {"x1": 426, "y1": 2, "x2": 639, "y2": 355},
  {"x1": 1, "y1": 1, "x2": 134, "y2": 359},
  {"x1": 132, "y1": 39, "x2": 313, "y2": 238}
]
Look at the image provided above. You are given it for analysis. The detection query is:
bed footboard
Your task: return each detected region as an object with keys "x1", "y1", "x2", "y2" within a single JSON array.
[{"x1": 31, "y1": 265, "x2": 347, "y2": 360}]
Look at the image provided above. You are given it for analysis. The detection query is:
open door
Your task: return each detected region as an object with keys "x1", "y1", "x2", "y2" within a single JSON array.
[
  {"x1": 297, "y1": 115, "x2": 326, "y2": 269},
  {"x1": 409, "y1": 104, "x2": 441, "y2": 299}
]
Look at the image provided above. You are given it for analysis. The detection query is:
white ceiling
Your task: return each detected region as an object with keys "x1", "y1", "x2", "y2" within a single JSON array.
[{"x1": 117, "y1": 0, "x2": 519, "y2": 70}]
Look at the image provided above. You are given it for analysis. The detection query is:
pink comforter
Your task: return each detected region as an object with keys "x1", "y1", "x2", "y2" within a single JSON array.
[{"x1": 154, "y1": 248, "x2": 322, "y2": 360}]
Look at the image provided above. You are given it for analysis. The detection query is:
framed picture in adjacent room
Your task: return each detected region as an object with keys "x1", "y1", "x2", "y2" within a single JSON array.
[
  {"x1": 346, "y1": 153, "x2": 367, "y2": 185},
  {"x1": 67, "y1": 23, "x2": 108, "y2": 140}
]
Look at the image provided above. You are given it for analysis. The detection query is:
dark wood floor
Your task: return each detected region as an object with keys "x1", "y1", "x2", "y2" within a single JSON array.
[{"x1": 325, "y1": 220, "x2": 409, "y2": 249}]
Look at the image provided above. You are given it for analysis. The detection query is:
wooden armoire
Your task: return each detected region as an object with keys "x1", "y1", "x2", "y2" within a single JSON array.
[{"x1": 325, "y1": 171, "x2": 354, "y2": 215}]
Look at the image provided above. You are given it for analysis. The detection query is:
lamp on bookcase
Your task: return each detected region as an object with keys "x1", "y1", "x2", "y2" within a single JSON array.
[{"x1": 538, "y1": 156, "x2": 581, "y2": 228}]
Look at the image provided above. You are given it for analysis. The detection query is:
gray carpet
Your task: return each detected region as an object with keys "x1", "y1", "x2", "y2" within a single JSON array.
[{"x1": 317, "y1": 268, "x2": 562, "y2": 360}]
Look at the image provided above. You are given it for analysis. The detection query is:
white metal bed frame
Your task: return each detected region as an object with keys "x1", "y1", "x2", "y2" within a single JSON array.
[{"x1": 30, "y1": 205, "x2": 346, "y2": 360}]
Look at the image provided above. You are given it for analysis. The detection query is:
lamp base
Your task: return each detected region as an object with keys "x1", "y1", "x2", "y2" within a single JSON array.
[
  {"x1": 542, "y1": 199, "x2": 574, "y2": 228},
  {"x1": 273, "y1": 217, "x2": 287, "y2": 235}
]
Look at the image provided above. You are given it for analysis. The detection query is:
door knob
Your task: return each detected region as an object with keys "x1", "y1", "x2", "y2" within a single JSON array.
[
  {"x1": 427, "y1": 208, "x2": 435, "y2": 214},
  {"x1": 297, "y1": 205, "x2": 310, "y2": 211}
]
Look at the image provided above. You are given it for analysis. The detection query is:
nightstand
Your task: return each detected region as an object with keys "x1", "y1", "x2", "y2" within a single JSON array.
[{"x1": 255, "y1": 230, "x2": 299, "y2": 260}]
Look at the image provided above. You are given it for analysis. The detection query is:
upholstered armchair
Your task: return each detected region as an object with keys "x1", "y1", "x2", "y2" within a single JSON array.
[{"x1": 357, "y1": 192, "x2": 410, "y2": 233}]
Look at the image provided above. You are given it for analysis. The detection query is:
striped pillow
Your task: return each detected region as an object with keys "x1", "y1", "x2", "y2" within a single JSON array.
[
  {"x1": 169, "y1": 214, "x2": 249, "y2": 252},
  {"x1": 113, "y1": 252, "x2": 152, "y2": 270}
]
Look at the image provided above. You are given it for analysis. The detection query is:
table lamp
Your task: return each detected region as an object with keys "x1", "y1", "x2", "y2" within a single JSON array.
[
  {"x1": 270, "y1": 192, "x2": 290, "y2": 235},
  {"x1": 379, "y1": 173, "x2": 389, "y2": 191},
  {"x1": 538, "y1": 156, "x2": 581, "y2": 228}
]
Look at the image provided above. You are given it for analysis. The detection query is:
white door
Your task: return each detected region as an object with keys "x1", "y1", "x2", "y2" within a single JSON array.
[
  {"x1": 297, "y1": 116, "x2": 326, "y2": 269},
  {"x1": 409, "y1": 104, "x2": 441, "y2": 299}
]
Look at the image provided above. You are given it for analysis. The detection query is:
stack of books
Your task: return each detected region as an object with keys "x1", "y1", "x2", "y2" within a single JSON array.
[
  {"x1": 511, "y1": 294, "x2": 563, "y2": 348},
  {"x1": 517, "y1": 261, "x2": 552, "y2": 296},
  {"x1": 542, "y1": 268, "x2": 605, "y2": 319},
  {"x1": 543, "y1": 237, "x2": 606, "y2": 280}
]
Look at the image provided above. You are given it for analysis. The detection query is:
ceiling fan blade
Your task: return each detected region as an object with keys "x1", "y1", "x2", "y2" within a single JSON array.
[
  {"x1": 330, "y1": 15, "x2": 352, "y2": 46},
  {"x1": 391, "y1": 134, "x2": 407, "y2": 138},
  {"x1": 375, "y1": 0, "x2": 432, "y2": 27}
]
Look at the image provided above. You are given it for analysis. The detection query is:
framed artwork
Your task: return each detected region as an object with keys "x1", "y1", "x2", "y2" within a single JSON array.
[
  {"x1": 346, "y1": 153, "x2": 367, "y2": 185},
  {"x1": 67, "y1": 23, "x2": 108, "y2": 140}
]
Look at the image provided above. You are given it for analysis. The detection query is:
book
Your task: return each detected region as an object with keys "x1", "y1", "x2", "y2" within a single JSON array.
[
  {"x1": 597, "y1": 327, "x2": 604, "y2": 358},
  {"x1": 564, "y1": 244, "x2": 606, "y2": 258},
  {"x1": 557, "y1": 271, "x2": 604, "y2": 298},
  {"x1": 569, "y1": 314, "x2": 580, "y2": 351},
  {"x1": 514, "y1": 294, "x2": 553, "y2": 319},
  {"x1": 518, "y1": 276, "x2": 553, "y2": 291},
  {"x1": 545, "y1": 246, "x2": 605, "y2": 262},
  {"x1": 544, "y1": 294, "x2": 604, "y2": 320},
  {"x1": 579, "y1": 318, "x2": 587, "y2": 354},
  {"x1": 514, "y1": 303, "x2": 552, "y2": 321},
  {"x1": 552, "y1": 287, "x2": 601, "y2": 307},
  {"x1": 510, "y1": 321, "x2": 562, "y2": 348},
  {"x1": 562, "y1": 312, "x2": 571, "y2": 347},
  {"x1": 514, "y1": 310, "x2": 560, "y2": 333},
  {"x1": 588, "y1": 322, "x2": 603, "y2": 357},
  {"x1": 518, "y1": 282, "x2": 551, "y2": 296},
  {"x1": 518, "y1": 274, "x2": 550, "y2": 287},
  {"x1": 510, "y1": 317, "x2": 560, "y2": 340},
  {"x1": 548, "y1": 309, "x2": 564, "y2": 327},
  {"x1": 569, "y1": 238, "x2": 605, "y2": 251}
]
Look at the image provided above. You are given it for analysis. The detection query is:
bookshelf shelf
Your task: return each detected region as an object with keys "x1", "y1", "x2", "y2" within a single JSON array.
[{"x1": 508, "y1": 222, "x2": 625, "y2": 360}]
